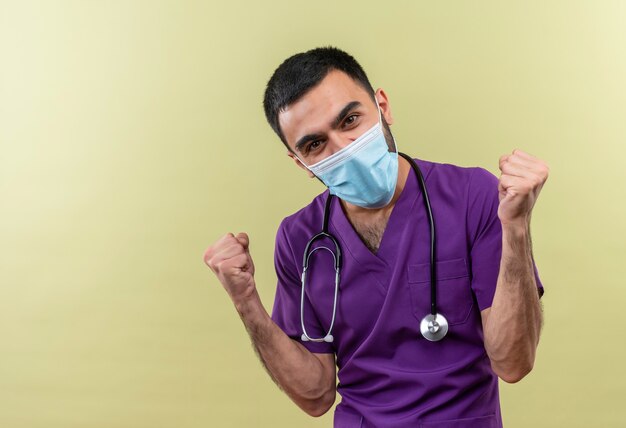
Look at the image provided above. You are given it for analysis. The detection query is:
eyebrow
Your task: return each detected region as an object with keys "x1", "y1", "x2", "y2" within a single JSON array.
[{"x1": 294, "y1": 101, "x2": 363, "y2": 153}]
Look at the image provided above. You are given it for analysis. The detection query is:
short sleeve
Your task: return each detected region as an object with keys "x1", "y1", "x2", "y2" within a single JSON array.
[
  {"x1": 467, "y1": 168, "x2": 545, "y2": 311},
  {"x1": 270, "y1": 218, "x2": 335, "y2": 354}
]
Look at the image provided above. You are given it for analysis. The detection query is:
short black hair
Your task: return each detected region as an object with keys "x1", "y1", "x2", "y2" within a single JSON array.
[{"x1": 263, "y1": 46, "x2": 376, "y2": 152}]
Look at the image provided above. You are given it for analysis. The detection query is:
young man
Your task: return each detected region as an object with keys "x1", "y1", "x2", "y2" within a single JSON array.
[{"x1": 204, "y1": 46, "x2": 548, "y2": 427}]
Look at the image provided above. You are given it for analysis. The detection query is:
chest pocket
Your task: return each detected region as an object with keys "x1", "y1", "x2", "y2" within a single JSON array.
[{"x1": 407, "y1": 258, "x2": 473, "y2": 326}]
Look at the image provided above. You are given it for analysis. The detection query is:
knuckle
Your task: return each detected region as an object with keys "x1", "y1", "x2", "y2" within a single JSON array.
[
  {"x1": 214, "y1": 259, "x2": 226, "y2": 272},
  {"x1": 219, "y1": 233, "x2": 235, "y2": 245},
  {"x1": 203, "y1": 247, "x2": 215, "y2": 265},
  {"x1": 228, "y1": 242, "x2": 244, "y2": 254}
]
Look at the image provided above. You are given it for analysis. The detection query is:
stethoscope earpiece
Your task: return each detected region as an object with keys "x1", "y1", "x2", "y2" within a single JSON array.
[{"x1": 301, "y1": 333, "x2": 334, "y2": 343}]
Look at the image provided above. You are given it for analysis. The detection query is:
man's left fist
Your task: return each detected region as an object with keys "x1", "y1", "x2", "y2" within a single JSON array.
[{"x1": 497, "y1": 149, "x2": 549, "y2": 226}]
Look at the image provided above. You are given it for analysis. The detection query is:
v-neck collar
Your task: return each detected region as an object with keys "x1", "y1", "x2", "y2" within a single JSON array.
[{"x1": 328, "y1": 157, "x2": 431, "y2": 292}]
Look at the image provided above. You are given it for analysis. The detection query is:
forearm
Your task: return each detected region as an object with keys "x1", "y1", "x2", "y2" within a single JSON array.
[
  {"x1": 483, "y1": 222, "x2": 543, "y2": 382},
  {"x1": 233, "y1": 288, "x2": 335, "y2": 415}
]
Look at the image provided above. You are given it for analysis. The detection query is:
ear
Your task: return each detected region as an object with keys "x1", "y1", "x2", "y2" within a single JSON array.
[
  {"x1": 374, "y1": 88, "x2": 394, "y2": 126},
  {"x1": 287, "y1": 151, "x2": 316, "y2": 178}
]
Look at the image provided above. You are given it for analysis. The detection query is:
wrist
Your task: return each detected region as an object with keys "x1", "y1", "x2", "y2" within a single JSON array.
[
  {"x1": 501, "y1": 219, "x2": 533, "y2": 265},
  {"x1": 233, "y1": 288, "x2": 264, "y2": 318},
  {"x1": 232, "y1": 289, "x2": 274, "y2": 346},
  {"x1": 501, "y1": 219, "x2": 530, "y2": 236}
]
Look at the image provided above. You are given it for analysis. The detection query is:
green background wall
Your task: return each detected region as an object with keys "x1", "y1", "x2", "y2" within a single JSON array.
[{"x1": 1, "y1": 1, "x2": 624, "y2": 427}]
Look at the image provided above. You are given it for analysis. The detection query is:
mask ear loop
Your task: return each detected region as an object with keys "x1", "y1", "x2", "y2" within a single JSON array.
[
  {"x1": 292, "y1": 150, "x2": 327, "y2": 187},
  {"x1": 374, "y1": 97, "x2": 398, "y2": 155}
]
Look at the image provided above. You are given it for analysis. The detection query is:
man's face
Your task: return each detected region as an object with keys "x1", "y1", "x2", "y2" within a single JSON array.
[{"x1": 278, "y1": 69, "x2": 395, "y2": 178}]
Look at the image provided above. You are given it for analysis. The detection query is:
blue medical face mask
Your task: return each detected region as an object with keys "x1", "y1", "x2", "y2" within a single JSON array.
[{"x1": 297, "y1": 101, "x2": 399, "y2": 209}]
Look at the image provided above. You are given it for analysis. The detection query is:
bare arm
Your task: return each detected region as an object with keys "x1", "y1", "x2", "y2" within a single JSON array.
[
  {"x1": 481, "y1": 222, "x2": 543, "y2": 383},
  {"x1": 204, "y1": 232, "x2": 336, "y2": 416},
  {"x1": 482, "y1": 149, "x2": 549, "y2": 383}
]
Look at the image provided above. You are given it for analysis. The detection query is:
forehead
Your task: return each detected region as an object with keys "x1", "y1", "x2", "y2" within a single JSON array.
[{"x1": 278, "y1": 70, "x2": 372, "y2": 148}]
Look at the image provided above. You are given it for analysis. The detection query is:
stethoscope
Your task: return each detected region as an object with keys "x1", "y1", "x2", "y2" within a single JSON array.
[{"x1": 300, "y1": 152, "x2": 449, "y2": 343}]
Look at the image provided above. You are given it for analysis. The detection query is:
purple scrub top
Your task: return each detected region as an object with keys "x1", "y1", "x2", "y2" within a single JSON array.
[{"x1": 270, "y1": 157, "x2": 545, "y2": 428}]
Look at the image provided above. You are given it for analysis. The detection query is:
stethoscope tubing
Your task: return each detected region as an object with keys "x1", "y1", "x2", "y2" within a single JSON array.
[
  {"x1": 300, "y1": 152, "x2": 447, "y2": 343},
  {"x1": 399, "y1": 153, "x2": 438, "y2": 317}
]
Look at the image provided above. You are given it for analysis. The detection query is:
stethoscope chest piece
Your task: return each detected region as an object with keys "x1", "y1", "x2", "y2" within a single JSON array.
[{"x1": 420, "y1": 313, "x2": 449, "y2": 342}]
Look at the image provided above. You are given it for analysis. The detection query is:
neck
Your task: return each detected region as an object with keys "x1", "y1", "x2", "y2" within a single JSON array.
[{"x1": 340, "y1": 155, "x2": 412, "y2": 218}]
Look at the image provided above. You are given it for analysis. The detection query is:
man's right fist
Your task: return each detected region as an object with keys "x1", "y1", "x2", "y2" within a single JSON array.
[{"x1": 203, "y1": 232, "x2": 256, "y2": 303}]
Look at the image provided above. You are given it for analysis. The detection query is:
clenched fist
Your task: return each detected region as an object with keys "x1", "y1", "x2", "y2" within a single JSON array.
[
  {"x1": 203, "y1": 232, "x2": 256, "y2": 303},
  {"x1": 498, "y1": 149, "x2": 549, "y2": 227}
]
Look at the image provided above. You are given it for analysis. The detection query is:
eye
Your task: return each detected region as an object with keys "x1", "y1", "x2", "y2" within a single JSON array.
[
  {"x1": 342, "y1": 114, "x2": 359, "y2": 128},
  {"x1": 307, "y1": 140, "x2": 323, "y2": 153}
]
